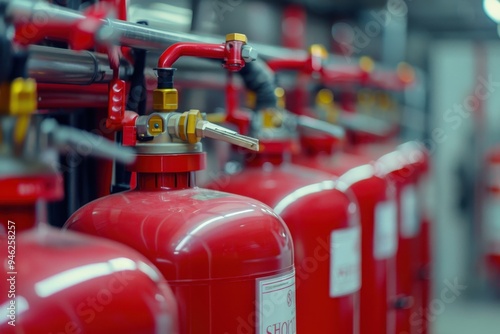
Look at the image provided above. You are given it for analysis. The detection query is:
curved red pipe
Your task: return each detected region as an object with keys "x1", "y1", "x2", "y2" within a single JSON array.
[{"x1": 157, "y1": 43, "x2": 226, "y2": 68}]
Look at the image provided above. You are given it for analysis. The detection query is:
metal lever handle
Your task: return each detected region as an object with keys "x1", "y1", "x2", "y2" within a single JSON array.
[
  {"x1": 195, "y1": 120, "x2": 259, "y2": 151},
  {"x1": 41, "y1": 118, "x2": 135, "y2": 164},
  {"x1": 296, "y1": 115, "x2": 345, "y2": 139}
]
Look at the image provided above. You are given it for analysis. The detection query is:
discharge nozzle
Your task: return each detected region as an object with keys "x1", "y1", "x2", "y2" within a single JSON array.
[
  {"x1": 138, "y1": 109, "x2": 259, "y2": 151},
  {"x1": 194, "y1": 120, "x2": 259, "y2": 151}
]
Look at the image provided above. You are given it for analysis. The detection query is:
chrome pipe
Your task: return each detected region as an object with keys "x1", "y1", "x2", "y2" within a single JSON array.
[
  {"x1": 28, "y1": 45, "x2": 129, "y2": 84},
  {"x1": 8, "y1": 0, "x2": 308, "y2": 60}
]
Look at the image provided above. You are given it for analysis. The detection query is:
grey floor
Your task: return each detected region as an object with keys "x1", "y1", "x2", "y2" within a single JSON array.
[{"x1": 433, "y1": 300, "x2": 500, "y2": 334}]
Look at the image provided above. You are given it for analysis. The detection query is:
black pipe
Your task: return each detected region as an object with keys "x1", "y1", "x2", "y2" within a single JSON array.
[{"x1": 237, "y1": 58, "x2": 277, "y2": 110}]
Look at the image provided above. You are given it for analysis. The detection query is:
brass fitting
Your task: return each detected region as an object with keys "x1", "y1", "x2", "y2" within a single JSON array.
[
  {"x1": 0, "y1": 78, "x2": 37, "y2": 144},
  {"x1": 359, "y1": 56, "x2": 375, "y2": 73},
  {"x1": 178, "y1": 109, "x2": 202, "y2": 144},
  {"x1": 315, "y1": 88, "x2": 334, "y2": 106},
  {"x1": 0, "y1": 78, "x2": 37, "y2": 115},
  {"x1": 309, "y1": 44, "x2": 328, "y2": 59},
  {"x1": 261, "y1": 109, "x2": 284, "y2": 129},
  {"x1": 315, "y1": 89, "x2": 338, "y2": 124},
  {"x1": 206, "y1": 113, "x2": 226, "y2": 124},
  {"x1": 275, "y1": 87, "x2": 286, "y2": 110},
  {"x1": 148, "y1": 115, "x2": 164, "y2": 135},
  {"x1": 246, "y1": 91, "x2": 257, "y2": 110},
  {"x1": 226, "y1": 33, "x2": 247, "y2": 44},
  {"x1": 152, "y1": 88, "x2": 178, "y2": 112}
]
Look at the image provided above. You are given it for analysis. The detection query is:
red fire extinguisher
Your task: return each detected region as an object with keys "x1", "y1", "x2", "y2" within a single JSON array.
[
  {"x1": 262, "y1": 45, "x2": 400, "y2": 334},
  {"x1": 288, "y1": 90, "x2": 399, "y2": 334},
  {"x1": 0, "y1": 115, "x2": 179, "y2": 333},
  {"x1": 205, "y1": 56, "x2": 361, "y2": 333},
  {"x1": 377, "y1": 141, "x2": 430, "y2": 334},
  {"x1": 65, "y1": 34, "x2": 297, "y2": 334},
  {"x1": 322, "y1": 59, "x2": 432, "y2": 334},
  {"x1": 484, "y1": 148, "x2": 500, "y2": 290},
  {"x1": 401, "y1": 142, "x2": 432, "y2": 334}
]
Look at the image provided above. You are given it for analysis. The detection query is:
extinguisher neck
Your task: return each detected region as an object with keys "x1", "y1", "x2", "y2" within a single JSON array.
[
  {"x1": 135, "y1": 172, "x2": 196, "y2": 191},
  {"x1": 245, "y1": 152, "x2": 288, "y2": 167},
  {"x1": 0, "y1": 203, "x2": 38, "y2": 234}
]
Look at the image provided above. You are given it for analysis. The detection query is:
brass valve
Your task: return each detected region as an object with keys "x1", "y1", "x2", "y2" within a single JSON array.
[
  {"x1": 137, "y1": 110, "x2": 259, "y2": 151},
  {"x1": 152, "y1": 88, "x2": 178, "y2": 112},
  {"x1": 226, "y1": 33, "x2": 248, "y2": 43},
  {"x1": 0, "y1": 77, "x2": 37, "y2": 145}
]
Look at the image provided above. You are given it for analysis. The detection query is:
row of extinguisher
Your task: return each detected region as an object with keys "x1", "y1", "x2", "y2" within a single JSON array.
[{"x1": 0, "y1": 1, "x2": 432, "y2": 334}]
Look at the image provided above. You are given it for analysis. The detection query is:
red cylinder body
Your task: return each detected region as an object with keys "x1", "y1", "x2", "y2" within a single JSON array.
[
  {"x1": 0, "y1": 226, "x2": 178, "y2": 333},
  {"x1": 292, "y1": 135, "x2": 398, "y2": 334},
  {"x1": 484, "y1": 149, "x2": 500, "y2": 289},
  {"x1": 205, "y1": 144, "x2": 361, "y2": 334},
  {"x1": 377, "y1": 142, "x2": 428, "y2": 334},
  {"x1": 65, "y1": 153, "x2": 296, "y2": 334}
]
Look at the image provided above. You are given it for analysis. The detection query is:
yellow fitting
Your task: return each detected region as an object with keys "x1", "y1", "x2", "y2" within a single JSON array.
[
  {"x1": 315, "y1": 89, "x2": 338, "y2": 124},
  {"x1": 186, "y1": 109, "x2": 202, "y2": 144},
  {"x1": 376, "y1": 92, "x2": 394, "y2": 111},
  {"x1": 206, "y1": 113, "x2": 226, "y2": 124},
  {"x1": 359, "y1": 56, "x2": 374, "y2": 73},
  {"x1": 177, "y1": 110, "x2": 204, "y2": 144},
  {"x1": 261, "y1": 109, "x2": 283, "y2": 129},
  {"x1": 226, "y1": 33, "x2": 247, "y2": 44},
  {"x1": 275, "y1": 87, "x2": 286, "y2": 109},
  {"x1": 246, "y1": 91, "x2": 257, "y2": 110},
  {"x1": 0, "y1": 78, "x2": 37, "y2": 145},
  {"x1": 0, "y1": 78, "x2": 37, "y2": 115},
  {"x1": 178, "y1": 112, "x2": 188, "y2": 141},
  {"x1": 309, "y1": 44, "x2": 328, "y2": 59},
  {"x1": 153, "y1": 88, "x2": 178, "y2": 112},
  {"x1": 316, "y1": 89, "x2": 334, "y2": 106},
  {"x1": 148, "y1": 115, "x2": 164, "y2": 136}
]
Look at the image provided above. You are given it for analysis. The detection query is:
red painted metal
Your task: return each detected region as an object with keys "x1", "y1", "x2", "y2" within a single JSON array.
[
  {"x1": 292, "y1": 135, "x2": 399, "y2": 334},
  {"x1": 130, "y1": 153, "x2": 206, "y2": 173},
  {"x1": 206, "y1": 147, "x2": 361, "y2": 334},
  {"x1": 158, "y1": 41, "x2": 246, "y2": 72},
  {"x1": 281, "y1": 5, "x2": 306, "y2": 49},
  {"x1": 0, "y1": 174, "x2": 63, "y2": 233},
  {"x1": 401, "y1": 144, "x2": 432, "y2": 334},
  {"x1": 321, "y1": 66, "x2": 370, "y2": 86},
  {"x1": 321, "y1": 65, "x2": 413, "y2": 90},
  {"x1": 37, "y1": 84, "x2": 109, "y2": 109},
  {"x1": 0, "y1": 226, "x2": 178, "y2": 334},
  {"x1": 484, "y1": 149, "x2": 500, "y2": 292},
  {"x1": 65, "y1": 153, "x2": 295, "y2": 334},
  {"x1": 376, "y1": 142, "x2": 429, "y2": 334},
  {"x1": 14, "y1": 3, "x2": 111, "y2": 50},
  {"x1": 106, "y1": 78, "x2": 127, "y2": 129}
]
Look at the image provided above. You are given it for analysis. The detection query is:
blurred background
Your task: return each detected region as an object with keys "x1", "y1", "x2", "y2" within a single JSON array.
[{"x1": 135, "y1": 0, "x2": 500, "y2": 332}]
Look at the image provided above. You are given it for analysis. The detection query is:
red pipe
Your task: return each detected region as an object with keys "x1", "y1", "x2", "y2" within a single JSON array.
[
  {"x1": 266, "y1": 58, "x2": 311, "y2": 73},
  {"x1": 158, "y1": 43, "x2": 226, "y2": 68},
  {"x1": 157, "y1": 41, "x2": 246, "y2": 72}
]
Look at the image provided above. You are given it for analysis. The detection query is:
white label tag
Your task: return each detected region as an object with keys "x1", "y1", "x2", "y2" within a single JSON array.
[
  {"x1": 330, "y1": 226, "x2": 361, "y2": 297},
  {"x1": 485, "y1": 198, "x2": 500, "y2": 255},
  {"x1": 401, "y1": 185, "x2": 420, "y2": 238},
  {"x1": 374, "y1": 200, "x2": 398, "y2": 259},
  {"x1": 257, "y1": 271, "x2": 296, "y2": 334}
]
